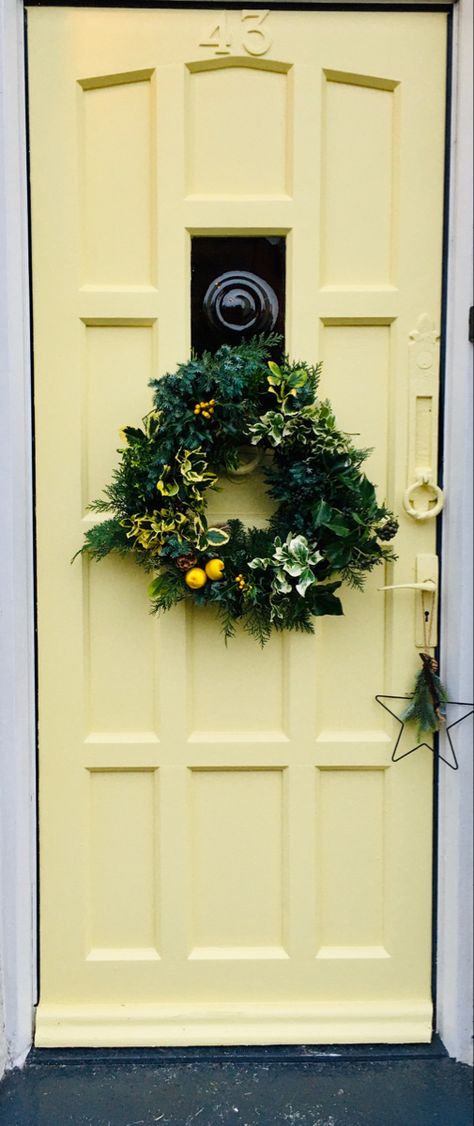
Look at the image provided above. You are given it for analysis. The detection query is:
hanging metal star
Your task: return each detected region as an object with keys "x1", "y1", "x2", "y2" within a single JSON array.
[{"x1": 375, "y1": 694, "x2": 473, "y2": 770}]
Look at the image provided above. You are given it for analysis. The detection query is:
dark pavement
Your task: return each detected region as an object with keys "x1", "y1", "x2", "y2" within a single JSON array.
[{"x1": 0, "y1": 1045, "x2": 472, "y2": 1126}]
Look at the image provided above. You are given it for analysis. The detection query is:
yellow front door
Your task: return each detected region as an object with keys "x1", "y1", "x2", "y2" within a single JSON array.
[{"x1": 28, "y1": 6, "x2": 447, "y2": 1046}]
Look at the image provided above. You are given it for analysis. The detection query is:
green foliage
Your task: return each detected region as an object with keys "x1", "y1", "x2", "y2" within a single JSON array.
[
  {"x1": 204, "y1": 527, "x2": 230, "y2": 548},
  {"x1": 148, "y1": 569, "x2": 185, "y2": 612},
  {"x1": 249, "y1": 533, "x2": 323, "y2": 598},
  {"x1": 402, "y1": 659, "x2": 449, "y2": 737},
  {"x1": 77, "y1": 336, "x2": 398, "y2": 643},
  {"x1": 74, "y1": 518, "x2": 130, "y2": 561}
]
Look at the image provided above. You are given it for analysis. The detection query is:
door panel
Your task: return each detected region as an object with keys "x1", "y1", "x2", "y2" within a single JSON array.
[{"x1": 28, "y1": 7, "x2": 446, "y2": 1046}]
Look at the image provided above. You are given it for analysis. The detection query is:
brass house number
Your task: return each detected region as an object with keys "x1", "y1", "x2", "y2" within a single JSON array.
[{"x1": 199, "y1": 10, "x2": 272, "y2": 57}]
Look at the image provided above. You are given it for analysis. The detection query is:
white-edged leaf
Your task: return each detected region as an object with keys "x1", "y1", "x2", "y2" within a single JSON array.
[
  {"x1": 206, "y1": 527, "x2": 230, "y2": 546},
  {"x1": 296, "y1": 569, "x2": 315, "y2": 596}
]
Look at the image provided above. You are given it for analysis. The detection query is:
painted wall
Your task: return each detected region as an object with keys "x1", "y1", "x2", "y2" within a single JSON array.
[{"x1": 0, "y1": 0, "x2": 472, "y2": 1072}]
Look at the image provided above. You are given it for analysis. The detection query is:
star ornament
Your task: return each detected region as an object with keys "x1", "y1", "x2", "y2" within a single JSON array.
[{"x1": 375, "y1": 694, "x2": 473, "y2": 770}]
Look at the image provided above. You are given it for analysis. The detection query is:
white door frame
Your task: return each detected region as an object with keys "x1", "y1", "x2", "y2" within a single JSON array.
[{"x1": 0, "y1": 0, "x2": 471, "y2": 1071}]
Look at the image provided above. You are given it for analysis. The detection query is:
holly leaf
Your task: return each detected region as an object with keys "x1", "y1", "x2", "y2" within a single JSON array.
[
  {"x1": 312, "y1": 500, "x2": 334, "y2": 527},
  {"x1": 311, "y1": 584, "x2": 343, "y2": 616},
  {"x1": 120, "y1": 425, "x2": 145, "y2": 443},
  {"x1": 327, "y1": 520, "x2": 352, "y2": 537},
  {"x1": 359, "y1": 475, "x2": 377, "y2": 506},
  {"x1": 324, "y1": 541, "x2": 354, "y2": 568},
  {"x1": 157, "y1": 479, "x2": 179, "y2": 497}
]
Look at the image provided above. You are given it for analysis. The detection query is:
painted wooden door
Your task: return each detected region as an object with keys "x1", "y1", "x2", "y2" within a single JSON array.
[{"x1": 28, "y1": 7, "x2": 447, "y2": 1046}]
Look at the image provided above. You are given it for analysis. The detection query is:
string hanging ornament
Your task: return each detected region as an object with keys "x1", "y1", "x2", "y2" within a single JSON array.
[{"x1": 376, "y1": 587, "x2": 473, "y2": 770}]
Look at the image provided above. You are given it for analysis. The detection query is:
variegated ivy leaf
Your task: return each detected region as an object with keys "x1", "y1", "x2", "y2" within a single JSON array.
[
  {"x1": 248, "y1": 555, "x2": 271, "y2": 571},
  {"x1": 296, "y1": 568, "x2": 316, "y2": 597},
  {"x1": 249, "y1": 410, "x2": 288, "y2": 447},
  {"x1": 249, "y1": 534, "x2": 321, "y2": 599},
  {"x1": 269, "y1": 597, "x2": 286, "y2": 623},
  {"x1": 273, "y1": 569, "x2": 292, "y2": 594},
  {"x1": 273, "y1": 533, "x2": 322, "y2": 573}
]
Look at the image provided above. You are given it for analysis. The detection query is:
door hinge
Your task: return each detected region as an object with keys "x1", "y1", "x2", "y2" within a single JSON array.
[{"x1": 469, "y1": 306, "x2": 474, "y2": 344}]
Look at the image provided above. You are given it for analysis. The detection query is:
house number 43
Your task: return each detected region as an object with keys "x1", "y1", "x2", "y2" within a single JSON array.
[{"x1": 199, "y1": 10, "x2": 272, "y2": 57}]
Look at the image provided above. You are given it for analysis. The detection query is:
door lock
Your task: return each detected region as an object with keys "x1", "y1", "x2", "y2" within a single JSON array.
[{"x1": 379, "y1": 554, "x2": 439, "y2": 647}]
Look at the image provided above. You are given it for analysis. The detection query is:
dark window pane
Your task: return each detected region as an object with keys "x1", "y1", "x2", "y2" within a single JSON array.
[{"x1": 191, "y1": 236, "x2": 285, "y2": 357}]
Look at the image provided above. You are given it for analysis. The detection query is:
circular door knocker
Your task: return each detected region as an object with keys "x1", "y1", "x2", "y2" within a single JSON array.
[
  {"x1": 403, "y1": 474, "x2": 445, "y2": 520},
  {"x1": 203, "y1": 270, "x2": 279, "y2": 336}
]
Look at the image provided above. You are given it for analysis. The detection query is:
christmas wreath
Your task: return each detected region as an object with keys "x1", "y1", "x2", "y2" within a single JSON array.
[{"x1": 78, "y1": 336, "x2": 398, "y2": 645}]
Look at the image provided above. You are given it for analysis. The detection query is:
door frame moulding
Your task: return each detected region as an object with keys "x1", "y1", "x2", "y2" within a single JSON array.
[
  {"x1": 437, "y1": 0, "x2": 473, "y2": 1067},
  {"x1": 0, "y1": 0, "x2": 471, "y2": 1070},
  {"x1": 18, "y1": 1, "x2": 461, "y2": 7},
  {"x1": 0, "y1": 0, "x2": 37, "y2": 1073}
]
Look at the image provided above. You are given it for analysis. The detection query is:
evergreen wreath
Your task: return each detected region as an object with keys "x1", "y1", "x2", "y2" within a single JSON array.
[{"x1": 78, "y1": 335, "x2": 398, "y2": 645}]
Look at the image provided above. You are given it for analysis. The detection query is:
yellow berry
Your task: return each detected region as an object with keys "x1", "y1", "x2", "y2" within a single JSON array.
[
  {"x1": 202, "y1": 410, "x2": 211, "y2": 419},
  {"x1": 205, "y1": 559, "x2": 225, "y2": 581},
  {"x1": 184, "y1": 567, "x2": 207, "y2": 590}
]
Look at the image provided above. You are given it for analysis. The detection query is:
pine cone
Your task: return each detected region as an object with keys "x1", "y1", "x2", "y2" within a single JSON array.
[
  {"x1": 377, "y1": 517, "x2": 399, "y2": 542},
  {"x1": 176, "y1": 553, "x2": 198, "y2": 571}
]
